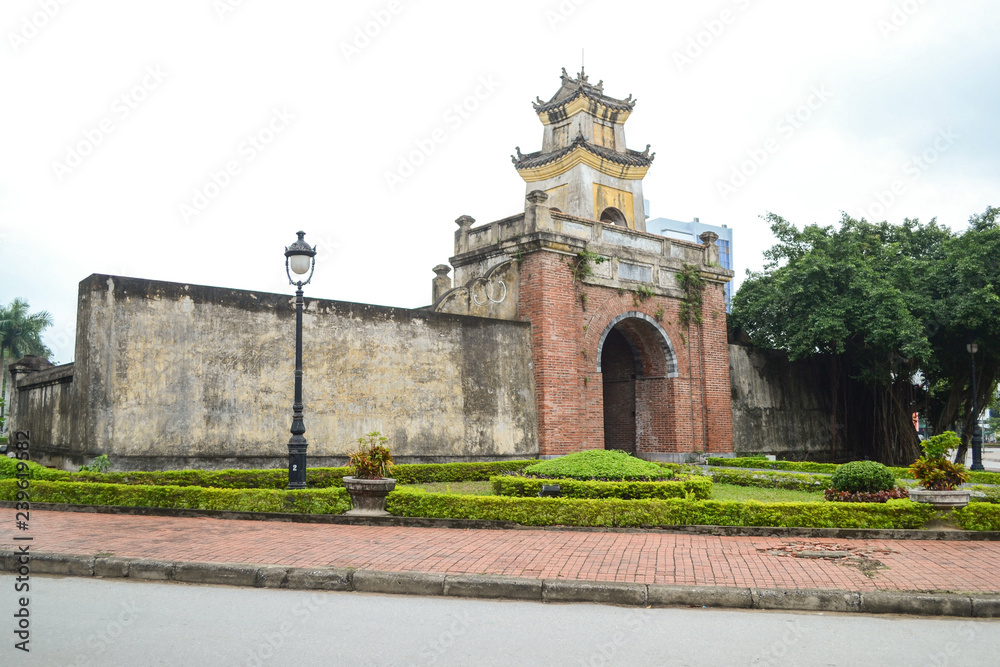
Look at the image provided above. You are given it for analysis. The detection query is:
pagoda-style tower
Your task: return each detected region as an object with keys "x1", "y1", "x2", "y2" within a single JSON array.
[{"x1": 512, "y1": 67, "x2": 654, "y2": 231}]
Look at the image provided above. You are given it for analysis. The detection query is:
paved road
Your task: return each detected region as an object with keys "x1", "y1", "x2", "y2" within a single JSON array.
[
  {"x1": 2, "y1": 575, "x2": 997, "y2": 666},
  {"x1": 4, "y1": 509, "x2": 998, "y2": 593}
]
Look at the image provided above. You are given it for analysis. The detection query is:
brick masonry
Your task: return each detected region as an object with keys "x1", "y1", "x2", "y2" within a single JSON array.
[{"x1": 517, "y1": 249, "x2": 734, "y2": 458}]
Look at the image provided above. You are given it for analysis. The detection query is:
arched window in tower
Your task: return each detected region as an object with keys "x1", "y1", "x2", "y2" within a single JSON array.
[{"x1": 600, "y1": 207, "x2": 627, "y2": 227}]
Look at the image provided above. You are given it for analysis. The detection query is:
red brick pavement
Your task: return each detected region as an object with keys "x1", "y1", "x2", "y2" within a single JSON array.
[{"x1": 3, "y1": 509, "x2": 999, "y2": 593}]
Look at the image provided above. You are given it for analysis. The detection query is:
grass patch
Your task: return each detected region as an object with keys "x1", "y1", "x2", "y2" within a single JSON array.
[
  {"x1": 402, "y1": 481, "x2": 494, "y2": 495},
  {"x1": 710, "y1": 483, "x2": 824, "y2": 503}
]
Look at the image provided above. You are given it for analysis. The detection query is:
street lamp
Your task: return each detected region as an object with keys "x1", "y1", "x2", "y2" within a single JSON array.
[
  {"x1": 284, "y1": 231, "x2": 317, "y2": 489},
  {"x1": 968, "y1": 342, "x2": 985, "y2": 472}
]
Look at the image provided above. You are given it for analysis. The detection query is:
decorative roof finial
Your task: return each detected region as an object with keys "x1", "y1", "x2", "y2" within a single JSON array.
[{"x1": 560, "y1": 67, "x2": 569, "y2": 80}]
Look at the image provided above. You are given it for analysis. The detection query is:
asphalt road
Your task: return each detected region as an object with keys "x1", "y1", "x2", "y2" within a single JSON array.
[{"x1": 2, "y1": 575, "x2": 998, "y2": 666}]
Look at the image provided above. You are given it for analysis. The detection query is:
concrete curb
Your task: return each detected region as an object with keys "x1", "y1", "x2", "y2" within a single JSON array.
[
  {"x1": 4, "y1": 551, "x2": 999, "y2": 619},
  {"x1": 5, "y1": 501, "x2": 999, "y2": 541}
]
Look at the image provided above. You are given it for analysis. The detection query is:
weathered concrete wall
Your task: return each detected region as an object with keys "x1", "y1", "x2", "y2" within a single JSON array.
[
  {"x1": 62, "y1": 274, "x2": 537, "y2": 470},
  {"x1": 729, "y1": 342, "x2": 837, "y2": 461},
  {"x1": 9, "y1": 362, "x2": 75, "y2": 467}
]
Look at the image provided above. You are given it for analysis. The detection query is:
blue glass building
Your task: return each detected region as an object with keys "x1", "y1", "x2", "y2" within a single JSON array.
[{"x1": 646, "y1": 214, "x2": 733, "y2": 312}]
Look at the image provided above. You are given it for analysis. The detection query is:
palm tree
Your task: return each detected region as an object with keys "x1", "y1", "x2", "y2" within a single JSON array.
[{"x1": 0, "y1": 298, "x2": 53, "y2": 432}]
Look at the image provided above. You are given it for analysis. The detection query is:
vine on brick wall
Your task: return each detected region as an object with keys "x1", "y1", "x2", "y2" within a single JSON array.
[
  {"x1": 571, "y1": 250, "x2": 607, "y2": 282},
  {"x1": 677, "y1": 263, "x2": 706, "y2": 328}
]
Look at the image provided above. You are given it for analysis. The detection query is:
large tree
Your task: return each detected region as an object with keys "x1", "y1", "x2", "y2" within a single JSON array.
[
  {"x1": 0, "y1": 298, "x2": 53, "y2": 432},
  {"x1": 730, "y1": 207, "x2": 1000, "y2": 465}
]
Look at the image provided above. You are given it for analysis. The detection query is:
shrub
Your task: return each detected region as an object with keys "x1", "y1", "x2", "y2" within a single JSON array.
[
  {"x1": 347, "y1": 431, "x2": 393, "y2": 479},
  {"x1": 524, "y1": 450, "x2": 670, "y2": 481},
  {"x1": 0, "y1": 457, "x2": 72, "y2": 481},
  {"x1": 969, "y1": 485, "x2": 1000, "y2": 504},
  {"x1": 491, "y1": 475, "x2": 712, "y2": 500},
  {"x1": 953, "y1": 503, "x2": 1000, "y2": 531},
  {"x1": 831, "y1": 461, "x2": 896, "y2": 493},
  {"x1": 386, "y1": 488, "x2": 938, "y2": 529},
  {"x1": 78, "y1": 454, "x2": 110, "y2": 473},
  {"x1": 707, "y1": 457, "x2": 840, "y2": 474},
  {"x1": 0, "y1": 479, "x2": 351, "y2": 514},
  {"x1": 824, "y1": 488, "x2": 909, "y2": 503},
  {"x1": 709, "y1": 468, "x2": 827, "y2": 491},
  {"x1": 909, "y1": 431, "x2": 971, "y2": 491}
]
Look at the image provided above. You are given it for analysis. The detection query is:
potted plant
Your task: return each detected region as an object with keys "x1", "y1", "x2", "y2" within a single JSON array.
[
  {"x1": 908, "y1": 431, "x2": 972, "y2": 509},
  {"x1": 343, "y1": 431, "x2": 396, "y2": 516}
]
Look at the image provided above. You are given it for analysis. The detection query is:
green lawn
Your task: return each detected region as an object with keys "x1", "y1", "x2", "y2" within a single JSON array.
[
  {"x1": 401, "y1": 481, "x2": 494, "y2": 495},
  {"x1": 710, "y1": 483, "x2": 824, "y2": 503},
  {"x1": 403, "y1": 480, "x2": 827, "y2": 503}
]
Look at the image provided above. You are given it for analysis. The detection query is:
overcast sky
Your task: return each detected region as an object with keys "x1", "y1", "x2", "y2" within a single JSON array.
[{"x1": 2, "y1": 0, "x2": 998, "y2": 364}]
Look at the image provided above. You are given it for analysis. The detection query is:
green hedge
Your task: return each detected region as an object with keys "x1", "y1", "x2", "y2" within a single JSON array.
[
  {"x1": 0, "y1": 458, "x2": 72, "y2": 481},
  {"x1": 386, "y1": 488, "x2": 939, "y2": 529},
  {"x1": 708, "y1": 468, "x2": 828, "y2": 491},
  {"x1": 0, "y1": 479, "x2": 351, "y2": 514},
  {"x1": 953, "y1": 503, "x2": 1000, "y2": 531},
  {"x1": 708, "y1": 457, "x2": 1000, "y2": 485},
  {"x1": 8, "y1": 459, "x2": 538, "y2": 490},
  {"x1": 491, "y1": 475, "x2": 712, "y2": 500},
  {"x1": 524, "y1": 450, "x2": 670, "y2": 481}
]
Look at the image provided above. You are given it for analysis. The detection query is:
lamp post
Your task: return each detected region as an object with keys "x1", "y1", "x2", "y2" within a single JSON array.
[
  {"x1": 284, "y1": 231, "x2": 317, "y2": 490},
  {"x1": 968, "y1": 342, "x2": 985, "y2": 471}
]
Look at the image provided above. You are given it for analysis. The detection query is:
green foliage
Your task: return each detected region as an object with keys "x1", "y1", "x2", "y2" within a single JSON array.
[
  {"x1": 709, "y1": 456, "x2": 1000, "y2": 485},
  {"x1": 0, "y1": 479, "x2": 351, "y2": 514},
  {"x1": 920, "y1": 431, "x2": 961, "y2": 460},
  {"x1": 1, "y1": 459, "x2": 537, "y2": 489},
  {"x1": 676, "y1": 263, "x2": 706, "y2": 328},
  {"x1": 729, "y1": 209, "x2": 1000, "y2": 465},
  {"x1": 386, "y1": 488, "x2": 938, "y2": 529},
  {"x1": 909, "y1": 430, "x2": 971, "y2": 490},
  {"x1": 78, "y1": 454, "x2": 110, "y2": 473},
  {"x1": 0, "y1": 457, "x2": 71, "y2": 481},
  {"x1": 347, "y1": 431, "x2": 394, "y2": 479},
  {"x1": 571, "y1": 250, "x2": 607, "y2": 281},
  {"x1": 953, "y1": 503, "x2": 1000, "y2": 531},
  {"x1": 709, "y1": 468, "x2": 828, "y2": 491},
  {"x1": 524, "y1": 450, "x2": 670, "y2": 481},
  {"x1": 969, "y1": 485, "x2": 1000, "y2": 504},
  {"x1": 491, "y1": 475, "x2": 711, "y2": 500},
  {"x1": 831, "y1": 460, "x2": 896, "y2": 493},
  {"x1": 707, "y1": 457, "x2": 840, "y2": 474},
  {"x1": 710, "y1": 484, "x2": 823, "y2": 503}
]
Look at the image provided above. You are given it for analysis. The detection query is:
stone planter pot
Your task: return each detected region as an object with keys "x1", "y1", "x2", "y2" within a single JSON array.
[
  {"x1": 343, "y1": 476, "x2": 397, "y2": 516},
  {"x1": 909, "y1": 488, "x2": 971, "y2": 510}
]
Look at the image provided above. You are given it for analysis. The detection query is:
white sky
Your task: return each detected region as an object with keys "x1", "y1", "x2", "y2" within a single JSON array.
[{"x1": 2, "y1": 0, "x2": 998, "y2": 364}]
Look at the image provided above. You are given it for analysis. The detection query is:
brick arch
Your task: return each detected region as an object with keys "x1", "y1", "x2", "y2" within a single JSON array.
[{"x1": 595, "y1": 311, "x2": 678, "y2": 378}]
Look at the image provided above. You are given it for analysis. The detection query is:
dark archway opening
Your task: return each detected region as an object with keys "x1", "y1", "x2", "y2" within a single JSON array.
[
  {"x1": 599, "y1": 207, "x2": 628, "y2": 227},
  {"x1": 601, "y1": 328, "x2": 636, "y2": 453}
]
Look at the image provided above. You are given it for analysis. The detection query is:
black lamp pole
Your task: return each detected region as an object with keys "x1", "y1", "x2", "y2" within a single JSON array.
[
  {"x1": 969, "y1": 342, "x2": 985, "y2": 472},
  {"x1": 285, "y1": 231, "x2": 317, "y2": 490}
]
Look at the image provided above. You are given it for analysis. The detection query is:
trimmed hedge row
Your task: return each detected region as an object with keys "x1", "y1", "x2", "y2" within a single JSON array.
[
  {"x1": 708, "y1": 457, "x2": 1000, "y2": 485},
  {"x1": 953, "y1": 503, "x2": 1000, "y2": 531},
  {"x1": 386, "y1": 488, "x2": 939, "y2": 529},
  {"x1": 0, "y1": 479, "x2": 351, "y2": 514},
  {"x1": 490, "y1": 475, "x2": 712, "y2": 500},
  {"x1": 708, "y1": 468, "x2": 827, "y2": 491},
  {"x1": 2, "y1": 459, "x2": 537, "y2": 489}
]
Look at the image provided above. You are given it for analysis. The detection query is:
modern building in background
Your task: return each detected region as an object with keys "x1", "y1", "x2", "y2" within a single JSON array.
[{"x1": 647, "y1": 213, "x2": 733, "y2": 311}]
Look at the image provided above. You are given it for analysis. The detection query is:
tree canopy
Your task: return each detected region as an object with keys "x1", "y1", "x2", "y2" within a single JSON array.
[
  {"x1": 1, "y1": 298, "x2": 53, "y2": 431},
  {"x1": 730, "y1": 207, "x2": 1000, "y2": 465}
]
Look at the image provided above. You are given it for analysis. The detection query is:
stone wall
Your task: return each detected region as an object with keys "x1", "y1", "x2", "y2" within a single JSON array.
[
  {"x1": 22, "y1": 274, "x2": 538, "y2": 470},
  {"x1": 728, "y1": 342, "x2": 838, "y2": 461},
  {"x1": 8, "y1": 360, "x2": 74, "y2": 466}
]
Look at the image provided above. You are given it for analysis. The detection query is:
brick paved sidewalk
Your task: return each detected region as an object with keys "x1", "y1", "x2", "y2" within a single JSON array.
[{"x1": 3, "y1": 509, "x2": 999, "y2": 594}]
